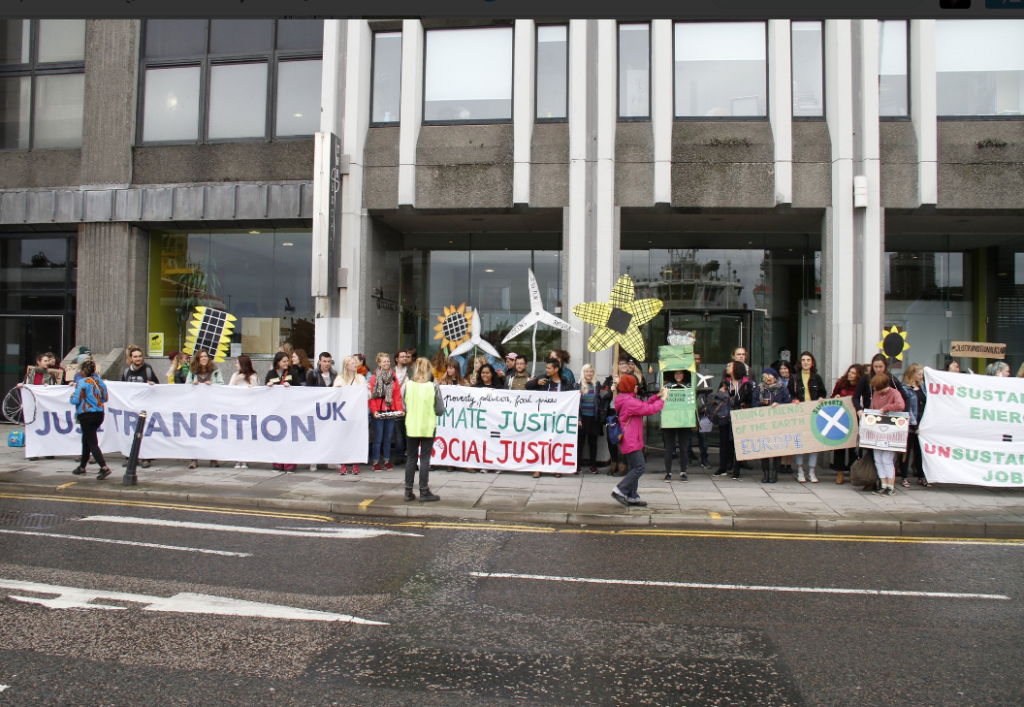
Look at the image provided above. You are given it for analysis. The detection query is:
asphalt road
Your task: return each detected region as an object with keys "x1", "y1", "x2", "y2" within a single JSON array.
[{"x1": 0, "y1": 493, "x2": 1021, "y2": 707}]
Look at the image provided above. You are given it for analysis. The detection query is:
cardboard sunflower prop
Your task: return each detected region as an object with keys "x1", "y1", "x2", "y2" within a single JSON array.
[
  {"x1": 878, "y1": 325, "x2": 910, "y2": 362},
  {"x1": 434, "y1": 303, "x2": 471, "y2": 351},
  {"x1": 572, "y1": 274, "x2": 663, "y2": 361}
]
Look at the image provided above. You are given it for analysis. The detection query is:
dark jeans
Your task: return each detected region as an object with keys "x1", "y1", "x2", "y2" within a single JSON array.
[
  {"x1": 616, "y1": 450, "x2": 647, "y2": 498},
  {"x1": 371, "y1": 416, "x2": 396, "y2": 462},
  {"x1": 78, "y1": 411, "x2": 105, "y2": 467},
  {"x1": 393, "y1": 417, "x2": 407, "y2": 459},
  {"x1": 832, "y1": 447, "x2": 857, "y2": 471},
  {"x1": 693, "y1": 428, "x2": 709, "y2": 465},
  {"x1": 717, "y1": 423, "x2": 739, "y2": 471},
  {"x1": 663, "y1": 427, "x2": 693, "y2": 474},
  {"x1": 405, "y1": 436, "x2": 433, "y2": 489},
  {"x1": 900, "y1": 428, "x2": 924, "y2": 479},
  {"x1": 578, "y1": 416, "x2": 600, "y2": 467}
]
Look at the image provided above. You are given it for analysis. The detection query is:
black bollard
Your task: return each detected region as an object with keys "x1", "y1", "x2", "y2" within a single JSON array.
[{"x1": 122, "y1": 410, "x2": 148, "y2": 487}]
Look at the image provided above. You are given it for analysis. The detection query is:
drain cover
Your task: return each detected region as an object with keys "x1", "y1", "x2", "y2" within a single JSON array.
[{"x1": 0, "y1": 511, "x2": 73, "y2": 529}]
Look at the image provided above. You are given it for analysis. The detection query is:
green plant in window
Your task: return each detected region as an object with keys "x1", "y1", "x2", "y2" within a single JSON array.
[{"x1": 171, "y1": 257, "x2": 223, "y2": 347}]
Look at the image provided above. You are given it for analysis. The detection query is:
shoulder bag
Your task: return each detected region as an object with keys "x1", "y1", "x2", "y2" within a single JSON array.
[{"x1": 433, "y1": 382, "x2": 446, "y2": 416}]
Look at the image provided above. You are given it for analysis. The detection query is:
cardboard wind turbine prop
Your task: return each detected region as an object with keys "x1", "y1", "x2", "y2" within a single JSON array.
[
  {"x1": 502, "y1": 269, "x2": 578, "y2": 375},
  {"x1": 449, "y1": 308, "x2": 501, "y2": 359},
  {"x1": 572, "y1": 274, "x2": 663, "y2": 362},
  {"x1": 184, "y1": 306, "x2": 236, "y2": 362}
]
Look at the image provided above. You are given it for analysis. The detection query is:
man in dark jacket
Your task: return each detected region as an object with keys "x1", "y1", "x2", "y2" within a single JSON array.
[
  {"x1": 525, "y1": 358, "x2": 576, "y2": 393},
  {"x1": 307, "y1": 352, "x2": 337, "y2": 387},
  {"x1": 122, "y1": 345, "x2": 159, "y2": 468}
]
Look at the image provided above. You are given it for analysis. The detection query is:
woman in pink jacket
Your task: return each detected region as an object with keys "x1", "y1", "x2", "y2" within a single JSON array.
[
  {"x1": 869, "y1": 373, "x2": 906, "y2": 497},
  {"x1": 611, "y1": 374, "x2": 670, "y2": 508}
]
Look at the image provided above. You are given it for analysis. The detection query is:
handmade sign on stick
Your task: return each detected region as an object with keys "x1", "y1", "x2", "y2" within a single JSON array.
[{"x1": 572, "y1": 274, "x2": 663, "y2": 361}]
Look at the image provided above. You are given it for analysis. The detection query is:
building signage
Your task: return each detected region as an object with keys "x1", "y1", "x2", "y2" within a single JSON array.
[
  {"x1": 949, "y1": 341, "x2": 1007, "y2": 359},
  {"x1": 731, "y1": 397, "x2": 859, "y2": 461}
]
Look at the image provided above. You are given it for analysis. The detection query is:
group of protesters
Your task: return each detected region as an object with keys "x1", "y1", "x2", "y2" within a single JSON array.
[{"x1": 20, "y1": 340, "x2": 1023, "y2": 508}]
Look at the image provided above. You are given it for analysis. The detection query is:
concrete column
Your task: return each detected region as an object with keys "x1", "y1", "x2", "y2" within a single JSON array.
[
  {"x1": 854, "y1": 20, "x2": 884, "y2": 361},
  {"x1": 823, "y1": 20, "x2": 855, "y2": 385},
  {"x1": 651, "y1": 19, "x2": 673, "y2": 205},
  {"x1": 313, "y1": 20, "x2": 346, "y2": 358},
  {"x1": 565, "y1": 20, "x2": 590, "y2": 372},
  {"x1": 594, "y1": 19, "x2": 618, "y2": 377},
  {"x1": 910, "y1": 20, "x2": 938, "y2": 206},
  {"x1": 398, "y1": 20, "x2": 424, "y2": 206},
  {"x1": 337, "y1": 20, "x2": 373, "y2": 356},
  {"x1": 768, "y1": 20, "x2": 793, "y2": 205},
  {"x1": 513, "y1": 20, "x2": 536, "y2": 206},
  {"x1": 80, "y1": 20, "x2": 140, "y2": 188},
  {"x1": 76, "y1": 223, "x2": 149, "y2": 354}
]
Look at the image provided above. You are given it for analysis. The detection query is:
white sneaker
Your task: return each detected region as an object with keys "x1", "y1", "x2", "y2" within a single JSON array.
[
  {"x1": 808, "y1": 470, "x2": 819, "y2": 483},
  {"x1": 234, "y1": 462, "x2": 242, "y2": 469},
  {"x1": 310, "y1": 464, "x2": 318, "y2": 471},
  {"x1": 239, "y1": 462, "x2": 248, "y2": 469},
  {"x1": 797, "y1": 468, "x2": 806, "y2": 483}
]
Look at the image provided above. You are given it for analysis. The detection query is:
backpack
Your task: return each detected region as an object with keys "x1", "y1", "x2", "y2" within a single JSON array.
[{"x1": 707, "y1": 391, "x2": 733, "y2": 426}]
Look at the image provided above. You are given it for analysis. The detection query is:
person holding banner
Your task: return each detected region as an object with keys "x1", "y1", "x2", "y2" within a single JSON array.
[
  {"x1": 185, "y1": 349, "x2": 224, "y2": 470},
  {"x1": 473, "y1": 363, "x2": 504, "y2": 390},
  {"x1": 402, "y1": 358, "x2": 441, "y2": 503},
  {"x1": 228, "y1": 355, "x2": 259, "y2": 469},
  {"x1": 122, "y1": 345, "x2": 159, "y2": 469},
  {"x1": 367, "y1": 352, "x2": 404, "y2": 472},
  {"x1": 505, "y1": 354, "x2": 530, "y2": 390},
  {"x1": 69, "y1": 359, "x2": 111, "y2": 480},
  {"x1": 578, "y1": 364, "x2": 603, "y2": 474},
  {"x1": 333, "y1": 356, "x2": 366, "y2": 475},
  {"x1": 869, "y1": 373, "x2": 906, "y2": 496},
  {"x1": 611, "y1": 375, "x2": 669, "y2": 507},
  {"x1": 900, "y1": 363, "x2": 929, "y2": 487},
  {"x1": 526, "y1": 358, "x2": 576, "y2": 393},
  {"x1": 440, "y1": 360, "x2": 468, "y2": 386},
  {"x1": 830, "y1": 364, "x2": 863, "y2": 482},
  {"x1": 266, "y1": 352, "x2": 296, "y2": 472},
  {"x1": 986, "y1": 362, "x2": 1010, "y2": 377},
  {"x1": 752, "y1": 367, "x2": 791, "y2": 484},
  {"x1": 713, "y1": 361, "x2": 753, "y2": 480},
  {"x1": 790, "y1": 351, "x2": 827, "y2": 484}
]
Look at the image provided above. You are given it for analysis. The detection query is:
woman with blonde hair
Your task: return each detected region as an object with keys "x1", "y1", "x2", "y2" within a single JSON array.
[
  {"x1": 900, "y1": 362, "x2": 929, "y2": 487},
  {"x1": 334, "y1": 356, "x2": 366, "y2": 475},
  {"x1": 578, "y1": 363, "x2": 602, "y2": 474},
  {"x1": 167, "y1": 351, "x2": 190, "y2": 384},
  {"x1": 468, "y1": 355, "x2": 487, "y2": 386},
  {"x1": 401, "y1": 357, "x2": 440, "y2": 502},
  {"x1": 367, "y1": 352, "x2": 404, "y2": 471}
]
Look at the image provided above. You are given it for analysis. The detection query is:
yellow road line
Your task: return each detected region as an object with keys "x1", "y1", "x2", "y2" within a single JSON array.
[
  {"x1": 359, "y1": 499, "x2": 374, "y2": 510},
  {"x1": 708, "y1": 512, "x2": 722, "y2": 520},
  {"x1": 1, "y1": 492, "x2": 1020, "y2": 546},
  {"x1": 55, "y1": 482, "x2": 78, "y2": 490}
]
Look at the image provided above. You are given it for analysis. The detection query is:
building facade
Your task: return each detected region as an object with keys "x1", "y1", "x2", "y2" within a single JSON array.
[{"x1": 1, "y1": 18, "x2": 1022, "y2": 394}]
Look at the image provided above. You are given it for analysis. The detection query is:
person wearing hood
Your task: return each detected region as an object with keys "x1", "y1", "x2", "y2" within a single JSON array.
[
  {"x1": 753, "y1": 366, "x2": 791, "y2": 484},
  {"x1": 611, "y1": 374, "x2": 669, "y2": 508}
]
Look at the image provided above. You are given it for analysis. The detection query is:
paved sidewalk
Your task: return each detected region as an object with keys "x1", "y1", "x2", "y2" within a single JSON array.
[{"x1": 2, "y1": 442, "x2": 1023, "y2": 537}]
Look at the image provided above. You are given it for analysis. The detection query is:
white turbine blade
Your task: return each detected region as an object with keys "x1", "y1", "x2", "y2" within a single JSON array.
[
  {"x1": 502, "y1": 312, "x2": 540, "y2": 343},
  {"x1": 477, "y1": 339, "x2": 501, "y2": 359},
  {"x1": 537, "y1": 310, "x2": 578, "y2": 333},
  {"x1": 449, "y1": 339, "x2": 474, "y2": 357},
  {"x1": 527, "y1": 269, "x2": 544, "y2": 313}
]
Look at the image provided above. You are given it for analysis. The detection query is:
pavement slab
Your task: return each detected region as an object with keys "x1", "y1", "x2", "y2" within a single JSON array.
[{"x1": 2, "y1": 441, "x2": 1024, "y2": 536}]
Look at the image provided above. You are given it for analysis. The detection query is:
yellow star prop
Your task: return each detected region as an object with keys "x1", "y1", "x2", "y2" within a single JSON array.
[
  {"x1": 878, "y1": 325, "x2": 910, "y2": 361},
  {"x1": 572, "y1": 274, "x2": 664, "y2": 361}
]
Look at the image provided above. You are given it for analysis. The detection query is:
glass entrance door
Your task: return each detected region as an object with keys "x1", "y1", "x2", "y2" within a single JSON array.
[
  {"x1": 0, "y1": 315, "x2": 64, "y2": 397},
  {"x1": 666, "y1": 310, "x2": 765, "y2": 389}
]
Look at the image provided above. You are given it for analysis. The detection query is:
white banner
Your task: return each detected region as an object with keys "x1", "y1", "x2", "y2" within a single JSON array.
[
  {"x1": 432, "y1": 386, "x2": 580, "y2": 474},
  {"x1": 24, "y1": 383, "x2": 369, "y2": 465},
  {"x1": 919, "y1": 367, "x2": 1024, "y2": 487}
]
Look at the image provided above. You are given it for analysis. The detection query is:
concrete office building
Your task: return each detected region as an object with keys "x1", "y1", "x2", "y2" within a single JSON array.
[{"x1": 1, "y1": 18, "x2": 1022, "y2": 394}]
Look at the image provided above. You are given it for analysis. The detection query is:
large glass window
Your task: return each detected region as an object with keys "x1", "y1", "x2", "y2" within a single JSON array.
[
  {"x1": 148, "y1": 230, "x2": 314, "y2": 357},
  {"x1": 371, "y1": 31, "x2": 402, "y2": 125},
  {"x1": 139, "y1": 19, "x2": 323, "y2": 143},
  {"x1": 424, "y1": 27, "x2": 513, "y2": 123},
  {"x1": 619, "y1": 23, "x2": 650, "y2": 119},
  {"x1": 792, "y1": 21, "x2": 824, "y2": 118},
  {"x1": 879, "y1": 20, "x2": 909, "y2": 118},
  {"x1": 937, "y1": 20, "x2": 1024, "y2": 117},
  {"x1": 536, "y1": 24, "x2": 568, "y2": 121},
  {"x1": 0, "y1": 20, "x2": 84, "y2": 150},
  {"x1": 674, "y1": 22, "x2": 767, "y2": 118},
  {"x1": 884, "y1": 243, "x2": 971, "y2": 372},
  {"x1": 397, "y1": 234, "x2": 562, "y2": 363}
]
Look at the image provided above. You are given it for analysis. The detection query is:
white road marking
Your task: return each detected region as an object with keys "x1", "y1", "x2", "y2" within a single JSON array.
[
  {"x1": 470, "y1": 572, "x2": 1011, "y2": 601},
  {"x1": 0, "y1": 579, "x2": 387, "y2": 624},
  {"x1": 0, "y1": 685, "x2": 8, "y2": 692},
  {"x1": 77, "y1": 516, "x2": 422, "y2": 538},
  {"x1": 0, "y1": 529, "x2": 250, "y2": 557}
]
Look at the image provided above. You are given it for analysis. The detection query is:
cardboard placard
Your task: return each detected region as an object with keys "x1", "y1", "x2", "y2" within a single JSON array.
[
  {"x1": 949, "y1": 341, "x2": 1006, "y2": 360},
  {"x1": 731, "y1": 397, "x2": 859, "y2": 462},
  {"x1": 858, "y1": 410, "x2": 910, "y2": 452}
]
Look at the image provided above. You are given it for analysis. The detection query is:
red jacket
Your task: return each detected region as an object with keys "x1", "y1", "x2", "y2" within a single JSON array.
[
  {"x1": 367, "y1": 374, "x2": 404, "y2": 415},
  {"x1": 615, "y1": 392, "x2": 665, "y2": 455}
]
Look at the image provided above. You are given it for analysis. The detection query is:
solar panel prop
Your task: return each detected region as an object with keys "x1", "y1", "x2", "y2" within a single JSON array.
[
  {"x1": 502, "y1": 269, "x2": 579, "y2": 376},
  {"x1": 184, "y1": 306, "x2": 237, "y2": 362},
  {"x1": 571, "y1": 274, "x2": 663, "y2": 362}
]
